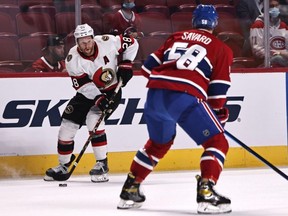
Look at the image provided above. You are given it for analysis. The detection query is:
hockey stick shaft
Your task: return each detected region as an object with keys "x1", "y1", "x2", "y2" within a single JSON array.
[
  {"x1": 53, "y1": 80, "x2": 123, "y2": 181},
  {"x1": 224, "y1": 130, "x2": 288, "y2": 181}
]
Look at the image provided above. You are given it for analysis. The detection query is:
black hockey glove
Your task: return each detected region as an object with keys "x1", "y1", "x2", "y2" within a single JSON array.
[
  {"x1": 95, "y1": 93, "x2": 113, "y2": 112},
  {"x1": 117, "y1": 60, "x2": 133, "y2": 87},
  {"x1": 213, "y1": 107, "x2": 229, "y2": 126}
]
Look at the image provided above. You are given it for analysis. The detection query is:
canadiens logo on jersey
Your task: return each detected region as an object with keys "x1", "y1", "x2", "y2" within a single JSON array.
[{"x1": 270, "y1": 36, "x2": 285, "y2": 49}]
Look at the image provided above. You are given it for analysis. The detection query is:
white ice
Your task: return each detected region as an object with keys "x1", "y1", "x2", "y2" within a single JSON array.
[{"x1": 0, "y1": 168, "x2": 287, "y2": 216}]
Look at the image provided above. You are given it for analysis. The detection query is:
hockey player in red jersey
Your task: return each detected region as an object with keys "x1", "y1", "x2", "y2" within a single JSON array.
[
  {"x1": 44, "y1": 23, "x2": 139, "y2": 183},
  {"x1": 117, "y1": 4, "x2": 233, "y2": 214},
  {"x1": 31, "y1": 35, "x2": 66, "y2": 72}
]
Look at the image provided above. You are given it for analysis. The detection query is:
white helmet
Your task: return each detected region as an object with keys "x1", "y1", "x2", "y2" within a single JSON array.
[{"x1": 74, "y1": 23, "x2": 94, "y2": 42}]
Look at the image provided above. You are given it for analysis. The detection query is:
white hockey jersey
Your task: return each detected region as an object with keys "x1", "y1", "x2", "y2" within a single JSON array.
[
  {"x1": 65, "y1": 34, "x2": 139, "y2": 99},
  {"x1": 250, "y1": 17, "x2": 288, "y2": 58}
]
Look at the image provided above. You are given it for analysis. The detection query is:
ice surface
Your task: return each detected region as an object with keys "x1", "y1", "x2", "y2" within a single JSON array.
[{"x1": 0, "y1": 168, "x2": 287, "y2": 216}]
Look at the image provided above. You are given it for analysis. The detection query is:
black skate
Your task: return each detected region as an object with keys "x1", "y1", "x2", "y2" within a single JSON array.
[
  {"x1": 44, "y1": 154, "x2": 75, "y2": 181},
  {"x1": 117, "y1": 173, "x2": 146, "y2": 209},
  {"x1": 89, "y1": 158, "x2": 109, "y2": 183},
  {"x1": 196, "y1": 175, "x2": 231, "y2": 214}
]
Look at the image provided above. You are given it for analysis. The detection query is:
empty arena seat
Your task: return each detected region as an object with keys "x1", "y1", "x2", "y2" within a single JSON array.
[
  {"x1": 232, "y1": 57, "x2": 258, "y2": 68},
  {"x1": 55, "y1": 12, "x2": 91, "y2": 36},
  {"x1": 81, "y1": 4, "x2": 103, "y2": 20},
  {"x1": 16, "y1": 12, "x2": 55, "y2": 36},
  {"x1": 0, "y1": 12, "x2": 17, "y2": 34},
  {"x1": 217, "y1": 31, "x2": 244, "y2": 57},
  {"x1": 177, "y1": 4, "x2": 197, "y2": 12},
  {"x1": 18, "y1": 34, "x2": 50, "y2": 62},
  {"x1": 138, "y1": 11, "x2": 172, "y2": 35},
  {"x1": 138, "y1": 35, "x2": 166, "y2": 61},
  {"x1": 143, "y1": 5, "x2": 170, "y2": 17},
  {"x1": 0, "y1": 33, "x2": 19, "y2": 61},
  {"x1": 170, "y1": 12, "x2": 193, "y2": 32}
]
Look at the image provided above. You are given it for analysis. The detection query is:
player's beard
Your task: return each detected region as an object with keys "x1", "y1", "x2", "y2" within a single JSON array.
[{"x1": 81, "y1": 47, "x2": 94, "y2": 57}]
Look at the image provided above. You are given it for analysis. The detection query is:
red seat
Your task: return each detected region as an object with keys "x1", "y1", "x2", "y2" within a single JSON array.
[
  {"x1": 232, "y1": 57, "x2": 258, "y2": 68},
  {"x1": 102, "y1": 12, "x2": 115, "y2": 34},
  {"x1": 28, "y1": 5, "x2": 56, "y2": 21},
  {"x1": 0, "y1": 61, "x2": 24, "y2": 72},
  {"x1": 214, "y1": 12, "x2": 242, "y2": 35},
  {"x1": 99, "y1": 0, "x2": 122, "y2": 9},
  {"x1": 55, "y1": 12, "x2": 91, "y2": 36},
  {"x1": 17, "y1": 0, "x2": 54, "y2": 6},
  {"x1": 143, "y1": 5, "x2": 170, "y2": 17},
  {"x1": 0, "y1": 0, "x2": 17, "y2": 4},
  {"x1": 215, "y1": 5, "x2": 237, "y2": 17},
  {"x1": 167, "y1": 0, "x2": 197, "y2": 7},
  {"x1": 217, "y1": 31, "x2": 244, "y2": 57},
  {"x1": 81, "y1": 4, "x2": 103, "y2": 20},
  {"x1": 138, "y1": 36, "x2": 166, "y2": 61},
  {"x1": 0, "y1": 33, "x2": 19, "y2": 61},
  {"x1": 0, "y1": 4, "x2": 19, "y2": 19},
  {"x1": 16, "y1": 12, "x2": 55, "y2": 36},
  {"x1": 177, "y1": 4, "x2": 197, "y2": 12},
  {"x1": 135, "y1": 0, "x2": 167, "y2": 11},
  {"x1": 138, "y1": 12, "x2": 172, "y2": 35},
  {"x1": 18, "y1": 34, "x2": 51, "y2": 62},
  {"x1": 0, "y1": 12, "x2": 17, "y2": 34},
  {"x1": 170, "y1": 12, "x2": 193, "y2": 32},
  {"x1": 198, "y1": 0, "x2": 234, "y2": 5},
  {"x1": 135, "y1": 0, "x2": 166, "y2": 6},
  {"x1": 167, "y1": 0, "x2": 197, "y2": 12}
]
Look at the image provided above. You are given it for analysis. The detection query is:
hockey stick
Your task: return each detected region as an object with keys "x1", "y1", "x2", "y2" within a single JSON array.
[
  {"x1": 224, "y1": 130, "x2": 288, "y2": 181},
  {"x1": 53, "y1": 80, "x2": 123, "y2": 181}
]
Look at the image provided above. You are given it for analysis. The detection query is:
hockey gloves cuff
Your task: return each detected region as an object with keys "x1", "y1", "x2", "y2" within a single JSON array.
[
  {"x1": 117, "y1": 60, "x2": 133, "y2": 87},
  {"x1": 213, "y1": 107, "x2": 229, "y2": 126},
  {"x1": 95, "y1": 94, "x2": 113, "y2": 112}
]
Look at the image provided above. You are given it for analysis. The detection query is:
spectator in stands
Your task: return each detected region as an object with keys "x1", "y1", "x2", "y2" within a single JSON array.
[
  {"x1": 31, "y1": 35, "x2": 66, "y2": 72},
  {"x1": 110, "y1": 0, "x2": 144, "y2": 39},
  {"x1": 236, "y1": 0, "x2": 264, "y2": 56},
  {"x1": 250, "y1": 0, "x2": 288, "y2": 67}
]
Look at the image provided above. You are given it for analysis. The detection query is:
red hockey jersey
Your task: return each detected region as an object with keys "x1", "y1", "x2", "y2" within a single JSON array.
[{"x1": 141, "y1": 29, "x2": 233, "y2": 109}]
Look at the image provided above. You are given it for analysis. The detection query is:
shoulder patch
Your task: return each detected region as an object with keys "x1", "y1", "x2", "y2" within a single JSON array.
[
  {"x1": 66, "y1": 54, "x2": 72, "y2": 62},
  {"x1": 102, "y1": 35, "x2": 109, "y2": 41}
]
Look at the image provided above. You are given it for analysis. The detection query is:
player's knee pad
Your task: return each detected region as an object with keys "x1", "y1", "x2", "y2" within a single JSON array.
[
  {"x1": 144, "y1": 139, "x2": 174, "y2": 159},
  {"x1": 58, "y1": 119, "x2": 79, "y2": 141},
  {"x1": 90, "y1": 129, "x2": 107, "y2": 147}
]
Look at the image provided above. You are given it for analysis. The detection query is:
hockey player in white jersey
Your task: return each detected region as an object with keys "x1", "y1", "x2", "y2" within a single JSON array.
[{"x1": 44, "y1": 23, "x2": 139, "y2": 182}]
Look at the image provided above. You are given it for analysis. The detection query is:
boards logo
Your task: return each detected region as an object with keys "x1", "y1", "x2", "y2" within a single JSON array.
[{"x1": 0, "y1": 97, "x2": 244, "y2": 128}]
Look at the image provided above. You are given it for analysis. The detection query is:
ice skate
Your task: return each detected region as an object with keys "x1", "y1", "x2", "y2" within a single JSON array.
[
  {"x1": 196, "y1": 175, "x2": 231, "y2": 214},
  {"x1": 44, "y1": 154, "x2": 75, "y2": 181},
  {"x1": 89, "y1": 158, "x2": 109, "y2": 182},
  {"x1": 117, "y1": 173, "x2": 146, "y2": 209}
]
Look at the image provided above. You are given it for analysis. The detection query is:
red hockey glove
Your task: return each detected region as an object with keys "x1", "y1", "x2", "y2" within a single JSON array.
[
  {"x1": 95, "y1": 94, "x2": 113, "y2": 112},
  {"x1": 213, "y1": 107, "x2": 229, "y2": 126},
  {"x1": 117, "y1": 60, "x2": 133, "y2": 87}
]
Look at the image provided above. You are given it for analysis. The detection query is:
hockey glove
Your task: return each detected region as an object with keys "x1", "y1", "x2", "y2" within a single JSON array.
[
  {"x1": 95, "y1": 93, "x2": 113, "y2": 112},
  {"x1": 117, "y1": 60, "x2": 133, "y2": 87},
  {"x1": 213, "y1": 107, "x2": 229, "y2": 126}
]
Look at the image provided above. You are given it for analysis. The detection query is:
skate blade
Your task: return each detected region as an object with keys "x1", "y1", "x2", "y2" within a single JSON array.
[
  {"x1": 91, "y1": 173, "x2": 109, "y2": 183},
  {"x1": 117, "y1": 199, "x2": 143, "y2": 209},
  {"x1": 43, "y1": 175, "x2": 54, "y2": 181},
  {"x1": 197, "y1": 202, "x2": 232, "y2": 214}
]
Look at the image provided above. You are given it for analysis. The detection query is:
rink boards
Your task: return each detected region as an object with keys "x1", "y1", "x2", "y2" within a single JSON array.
[{"x1": 0, "y1": 72, "x2": 287, "y2": 177}]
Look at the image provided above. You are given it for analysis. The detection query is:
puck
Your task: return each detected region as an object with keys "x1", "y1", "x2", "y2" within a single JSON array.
[{"x1": 59, "y1": 183, "x2": 67, "y2": 187}]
